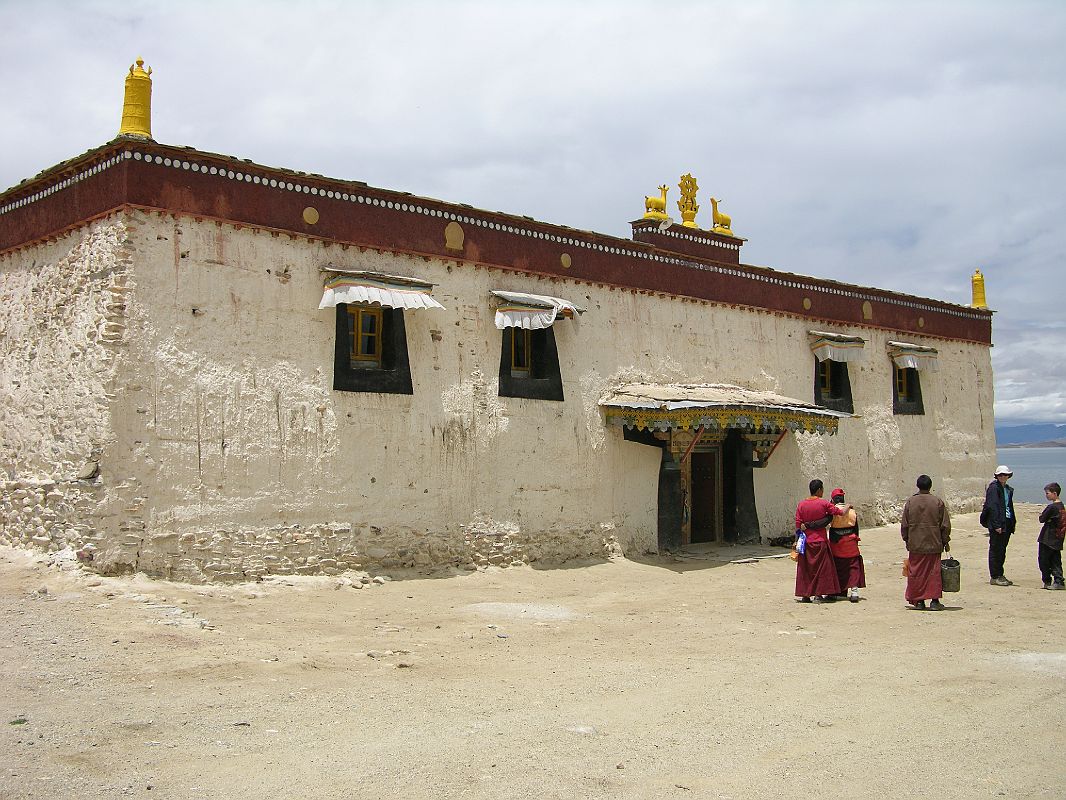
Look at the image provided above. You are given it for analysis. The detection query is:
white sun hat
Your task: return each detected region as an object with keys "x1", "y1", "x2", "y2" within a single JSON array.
[{"x1": 994, "y1": 465, "x2": 1013, "y2": 476}]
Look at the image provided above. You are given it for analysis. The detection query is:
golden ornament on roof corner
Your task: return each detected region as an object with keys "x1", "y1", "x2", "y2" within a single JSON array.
[
  {"x1": 677, "y1": 173, "x2": 699, "y2": 228},
  {"x1": 971, "y1": 269, "x2": 988, "y2": 309},
  {"x1": 710, "y1": 197, "x2": 734, "y2": 236},
  {"x1": 118, "y1": 57, "x2": 153, "y2": 140},
  {"x1": 643, "y1": 185, "x2": 669, "y2": 221}
]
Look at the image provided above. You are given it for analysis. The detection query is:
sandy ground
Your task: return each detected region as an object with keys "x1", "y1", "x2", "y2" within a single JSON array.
[{"x1": 1, "y1": 505, "x2": 1064, "y2": 800}]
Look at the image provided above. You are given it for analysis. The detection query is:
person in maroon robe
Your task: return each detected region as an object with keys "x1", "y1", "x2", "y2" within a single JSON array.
[
  {"x1": 795, "y1": 479, "x2": 853, "y2": 602},
  {"x1": 828, "y1": 487, "x2": 865, "y2": 602},
  {"x1": 900, "y1": 474, "x2": 952, "y2": 610}
]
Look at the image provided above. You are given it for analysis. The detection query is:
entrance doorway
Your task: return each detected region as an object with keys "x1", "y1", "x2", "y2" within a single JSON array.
[
  {"x1": 689, "y1": 450, "x2": 721, "y2": 543},
  {"x1": 624, "y1": 426, "x2": 760, "y2": 552}
]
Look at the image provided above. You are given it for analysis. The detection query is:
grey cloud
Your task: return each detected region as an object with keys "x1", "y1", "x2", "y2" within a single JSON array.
[{"x1": 2, "y1": 0, "x2": 1064, "y2": 423}]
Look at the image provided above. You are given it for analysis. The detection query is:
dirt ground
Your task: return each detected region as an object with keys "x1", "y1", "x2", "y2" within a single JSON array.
[{"x1": 1, "y1": 505, "x2": 1063, "y2": 800}]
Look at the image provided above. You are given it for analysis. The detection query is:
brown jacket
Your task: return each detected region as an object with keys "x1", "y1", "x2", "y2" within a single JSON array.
[{"x1": 901, "y1": 491, "x2": 951, "y2": 554}]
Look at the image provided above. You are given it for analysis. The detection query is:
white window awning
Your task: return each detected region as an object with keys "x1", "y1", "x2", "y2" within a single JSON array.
[
  {"x1": 808, "y1": 330, "x2": 866, "y2": 363},
  {"x1": 319, "y1": 268, "x2": 445, "y2": 311},
  {"x1": 490, "y1": 290, "x2": 585, "y2": 330},
  {"x1": 887, "y1": 341, "x2": 939, "y2": 372}
]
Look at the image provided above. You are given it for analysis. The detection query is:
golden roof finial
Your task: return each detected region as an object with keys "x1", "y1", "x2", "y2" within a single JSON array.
[
  {"x1": 677, "y1": 174, "x2": 699, "y2": 228},
  {"x1": 118, "y1": 57, "x2": 154, "y2": 140},
  {"x1": 971, "y1": 269, "x2": 988, "y2": 309}
]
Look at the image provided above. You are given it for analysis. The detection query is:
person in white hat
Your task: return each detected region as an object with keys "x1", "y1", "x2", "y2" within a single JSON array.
[{"x1": 982, "y1": 465, "x2": 1017, "y2": 586}]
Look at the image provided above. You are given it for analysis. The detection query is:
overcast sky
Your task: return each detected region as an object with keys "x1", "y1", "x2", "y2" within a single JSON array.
[{"x1": 2, "y1": 0, "x2": 1063, "y2": 425}]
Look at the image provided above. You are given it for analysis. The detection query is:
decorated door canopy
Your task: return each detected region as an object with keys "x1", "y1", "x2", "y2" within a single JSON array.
[
  {"x1": 318, "y1": 268, "x2": 445, "y2": 311},
  {"x1": 808, "y1": 330, "x2": 867, "y2": 363},
  {"x1": 490, "y1": 290, "x2": 585, "y2": 330},
  {"x1": 601, "y1": 383, "x2": 849, "y2": 435},
  {"x1": 887, "y1": 341, "x2": 939, "y2": 372}
]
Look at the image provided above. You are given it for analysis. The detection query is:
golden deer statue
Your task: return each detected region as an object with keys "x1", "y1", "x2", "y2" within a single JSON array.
[
  {"x1": 709, "y1": 197, "x2": 733, "y2": 235},
  {"x1": 643, "y1": 185, "x2": 669, "y2": 221}
]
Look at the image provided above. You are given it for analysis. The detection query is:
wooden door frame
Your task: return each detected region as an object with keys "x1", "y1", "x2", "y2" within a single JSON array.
[{"x1": 684, "y1": 445, "x2": 723, "y2": 545}]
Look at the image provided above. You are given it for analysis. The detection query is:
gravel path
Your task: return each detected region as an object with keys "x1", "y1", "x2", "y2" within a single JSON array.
[{"x1": 1, "y1": 506, "x2": 1062, "y2": 799}]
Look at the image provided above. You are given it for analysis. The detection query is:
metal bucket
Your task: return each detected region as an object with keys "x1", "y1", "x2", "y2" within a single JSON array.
[{"x1": 941, "y1": 557, "x2": 961, "y2": 593}]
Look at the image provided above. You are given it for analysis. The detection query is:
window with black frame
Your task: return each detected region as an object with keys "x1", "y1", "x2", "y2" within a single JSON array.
[
  {"x1": 892, "y1": 365, "x2": 924, "y2": 415},
  {"x1": 813, "y1": 357, "x2": 854, "y2": 414},
  {"x1": 318, "y1": 269, "x2": 445, "y2": 396},
  {"x1": 887, "y1": 341, "x2": 935, "y2": 416},
  {"x1": 333, "y1": 303, "x2": 413, "y2": 394},
  {"x1": 498, "y1": 326, "x2": 564, "y2": 401},
  {"x1": 807, "y1": 330, "x2": 864, "y2": 415},
  {"x1": 491, "y1": 290, "x2": 583, "y2": 403}
]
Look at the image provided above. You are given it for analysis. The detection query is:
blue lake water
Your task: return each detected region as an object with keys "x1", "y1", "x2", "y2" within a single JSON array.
[{"x1": 996, "y1": 447, "x2": 1066, "y2": 503}]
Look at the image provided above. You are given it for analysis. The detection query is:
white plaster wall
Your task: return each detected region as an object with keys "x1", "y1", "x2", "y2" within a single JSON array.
[
  {"x1": 0, "y1": 220, "x2": 133, "y2": 555},
  {"x1": 88, "y1": 212, "x2": 664, "y2": 580},
  {"x1": 1, "y1": 210, "x2": 995, "y2": 579}
]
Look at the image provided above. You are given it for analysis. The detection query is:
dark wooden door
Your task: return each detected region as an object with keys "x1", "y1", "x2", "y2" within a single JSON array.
[{"x1": 690, "y1": 451, "x2": 718, "y2": 543}]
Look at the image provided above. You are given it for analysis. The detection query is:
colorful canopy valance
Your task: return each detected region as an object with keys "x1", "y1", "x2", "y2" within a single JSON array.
[
  {"x1": 887, "y1": 341, "x2": 939, "y2": 372},
  {"x1": 318, "y1": 268, "x2": 445, "y2": 311},
  {"x1": 808, "y1": 330, "x2": 866, "y2": 363},
  {"x1": 491, "y1": 290, "x2": 585, "y2": 330},
  {"x1": 601, "y1": 383, "x2": 849, "y2": 435}
]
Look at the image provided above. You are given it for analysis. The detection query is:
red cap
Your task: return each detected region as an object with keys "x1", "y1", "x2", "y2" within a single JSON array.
[{"x1": 831, "y1": 487, "x2": 845, "y2": 499}]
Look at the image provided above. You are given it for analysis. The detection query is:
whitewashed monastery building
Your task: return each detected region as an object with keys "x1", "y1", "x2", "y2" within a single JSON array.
[{"x1": 0, "y1": 61, "x2": 997, "y2": 580}]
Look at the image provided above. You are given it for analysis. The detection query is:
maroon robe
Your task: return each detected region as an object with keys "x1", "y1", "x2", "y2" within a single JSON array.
[
  {"x1": 829, "y1": 510, "x2": 864, "y2": 591},
  {"x1": 905, "y1": 552, "x2": 942, "y2": 603},
  {"x1": 795, "y1": 496, "x2": 844, "y2": 598},
  {"x1": 834, "y1": 553, "x2": 866, "y2": 591},
  {"x1": 796, "y1": 537, "x2": 841, "y2": 597}
]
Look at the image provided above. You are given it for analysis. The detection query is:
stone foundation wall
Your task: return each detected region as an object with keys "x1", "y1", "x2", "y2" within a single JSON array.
[
  {"x1": 98, "y1": 517, "x2": 627, "y2": 583},
  {"x1": 0, "y1": 478, "x2": 100, "y2": 553}
]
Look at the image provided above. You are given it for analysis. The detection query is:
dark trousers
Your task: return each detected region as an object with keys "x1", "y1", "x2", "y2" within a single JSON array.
[
  {"x1": 1037, "y1": 543, "x2": 1064, "y2": 585},
  {"x1": 988, "y1": 530, "x2": 1012, "y2": 578}
]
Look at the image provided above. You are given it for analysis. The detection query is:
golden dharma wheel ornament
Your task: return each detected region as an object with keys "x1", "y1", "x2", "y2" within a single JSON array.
[{"x1": 677, "y1": 174, "x2": 699, "y2": 229}]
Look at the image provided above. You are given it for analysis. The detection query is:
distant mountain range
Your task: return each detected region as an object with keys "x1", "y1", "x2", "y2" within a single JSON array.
[{"x1": 996, "y1": 423, "x2": 1066, "y2": 448}]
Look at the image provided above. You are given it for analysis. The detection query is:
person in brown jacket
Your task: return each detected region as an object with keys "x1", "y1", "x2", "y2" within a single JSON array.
[{"x1": 900, "y1": 474, "x2": 951, "y2": 610}]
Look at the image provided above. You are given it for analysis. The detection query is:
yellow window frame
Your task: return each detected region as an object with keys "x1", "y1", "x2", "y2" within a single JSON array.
[
  {"x1": 511, "y1": 328, "x2": 531, "y2": 376},
  {"x1": 348, "y1": 305, "x2": 383, "y2": 367},
  {"x1": 895, "y1": 366, "x2": 910, "y2": 401},
  {"x1": 818, "y1": 360, "x2": 834, "y2": 395}
]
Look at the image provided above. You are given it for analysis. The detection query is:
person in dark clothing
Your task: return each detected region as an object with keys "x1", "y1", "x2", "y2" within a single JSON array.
[
  {"x1": 983, "y1": 465, "x2": 1016, "y2": 586},
  {"x1": 901, "y1": 474, "x2": 951, "y2": 610},
  {"x1": 1037, "y1": 482, "x2": 1065, "y2": 590}
]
